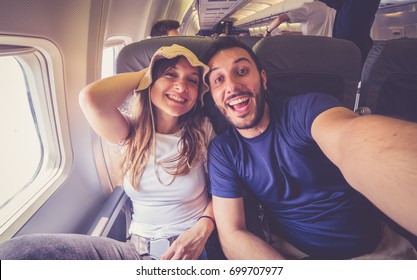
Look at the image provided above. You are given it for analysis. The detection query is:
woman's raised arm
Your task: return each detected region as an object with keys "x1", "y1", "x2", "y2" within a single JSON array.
[{"x1": 79, "y1": 70, "x2": 145, "y2": 144}]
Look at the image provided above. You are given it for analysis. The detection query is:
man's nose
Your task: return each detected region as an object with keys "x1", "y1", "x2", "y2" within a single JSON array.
[{"x1": 224, "y1": 76, "x2": 240, "y2": 95}]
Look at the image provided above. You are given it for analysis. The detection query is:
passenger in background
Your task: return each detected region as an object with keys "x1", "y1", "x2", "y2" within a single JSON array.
[
  {"x1": 0, "y1": 45, "x2": 225, "y2": 260},
  {"x1": 322, "y1": 0, "x2": 381, "y2": 66},
  {"x1": 203, "y1": 37, "x2": 417, "y2": 260},
  {"x1": 150, "y1": 19, "x2": 180, "y2": 37},
  {"x1": 264, "y1": 0, "x2": 335, "y2": 37}
]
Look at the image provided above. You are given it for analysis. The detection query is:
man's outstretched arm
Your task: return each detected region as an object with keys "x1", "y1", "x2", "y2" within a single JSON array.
[{"x1": 312, "y1": 106, "x2": 417, "y2": 236}]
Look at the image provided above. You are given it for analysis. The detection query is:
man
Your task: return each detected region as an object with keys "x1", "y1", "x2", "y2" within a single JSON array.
[
  {"x1": 335, "y1": 0, "x2": 381, "y2": 66},
  {"x1": 264, "y1": 0, "x2": 335, "y2": 37},
  {"x1": 150, "y1": 19, "x2": 180, "y2": 37},
  {"x1": 320, "y1": 0, "x2": 381, "y2": 65},
  {"x1": 203, "y1": 37, "x2": 417, "y2": 259}
]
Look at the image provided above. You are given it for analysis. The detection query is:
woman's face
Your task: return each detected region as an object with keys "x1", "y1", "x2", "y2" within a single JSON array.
[{"x1": 150, "y1": 57, "x2": 200, "y2": 120}]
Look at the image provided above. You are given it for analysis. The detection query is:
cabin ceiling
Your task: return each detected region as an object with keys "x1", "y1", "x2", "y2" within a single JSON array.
[
  {"x1": 197, "y1": 0, "x2": 417, "y2": 30},
  {"x1": 197, "y1": 0, "x2": 250, "y2": 30}
]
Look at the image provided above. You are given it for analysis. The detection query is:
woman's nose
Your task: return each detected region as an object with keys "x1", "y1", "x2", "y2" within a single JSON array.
[{"x1": 174, "y1": 79, "x2": 188, "y2": 92}]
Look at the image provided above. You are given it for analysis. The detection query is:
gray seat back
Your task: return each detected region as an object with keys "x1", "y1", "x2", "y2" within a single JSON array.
[
  {"x1": 361, "y1": 38, "x2": 417, "y2": 122},
  {"x1": 253, "y1": 35, "x2": 362, "y2": 110}
]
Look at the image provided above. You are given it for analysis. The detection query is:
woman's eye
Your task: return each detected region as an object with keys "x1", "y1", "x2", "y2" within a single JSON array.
[
  {"x1": 164, "y1": 71, "x2": 176, "y2": 78},
  {"x1": 189, "y1": 78, "x2": 198, "y2": 85}
]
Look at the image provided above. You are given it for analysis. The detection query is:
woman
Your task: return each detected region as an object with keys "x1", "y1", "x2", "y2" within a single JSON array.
[
  {"x1": 0, "y1": 44, "x2": 222, "y2": 260},
  {"x1": 80, "y1": 44, "x2": 218, "y2": 260}
]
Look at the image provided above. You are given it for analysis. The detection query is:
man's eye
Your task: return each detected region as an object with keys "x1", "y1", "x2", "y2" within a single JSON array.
[
  {"x1": 214, "y1": 76, "x2": 223, "y2": 84},
  {"x1": 237, "y1": 68, "x2": 248, "y2": 76}
]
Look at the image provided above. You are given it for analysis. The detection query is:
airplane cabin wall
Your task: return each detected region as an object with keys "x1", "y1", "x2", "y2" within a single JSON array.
[
  {"x1": 104, "y1": 0, "x2": 195, "y2": 41},
  {"x1": 105, "y1": 0, "x2": 154, "y2": 42},
  {"x1": 0, "y1": 0, "x2": 111, "y2": 239},
  {"x1": 0, "y1": 0, "x2": 199, "y2": 240}
]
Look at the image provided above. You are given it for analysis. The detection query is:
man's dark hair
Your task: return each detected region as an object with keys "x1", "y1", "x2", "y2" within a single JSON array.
[
  {"x1": 202, "y1": 37, "x2": 263, "y2": 73},
  {"x1": 150, "y1": 19, "x2": 180, "y2": 37}
]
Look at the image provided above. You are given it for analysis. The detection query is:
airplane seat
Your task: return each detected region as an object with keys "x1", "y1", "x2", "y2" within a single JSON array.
[
  {"x1": 360, "y1": 38, "x2": 417, "y2": 249},
  {"x1": 252, "y1": 35, "x2": 362, "y2": 110},
  {"x1": 117, "y1": 36, "x2": 213, "y2": 73},
  {"x1": 360, "y1": 38, "x2": 417, "y2": 122},
  {"x1": 88, "y1": 186, "x2": 132, "y2": 241},
  {"x1": 233, "y1": 35, "x2": 264, "y2": 48}
]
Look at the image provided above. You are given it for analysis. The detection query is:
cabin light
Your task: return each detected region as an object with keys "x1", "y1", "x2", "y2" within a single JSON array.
[{"x1": 385, "y1": 12, "x2": 403, "y2": 17}]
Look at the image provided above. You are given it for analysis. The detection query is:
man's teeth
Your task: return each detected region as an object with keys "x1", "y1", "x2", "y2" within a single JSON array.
[
  {"x1": 229, "y1": 97, "x2": 249, "y2": 106},
  {"x1": 168, "y1": 94, "x2": 185, "y2": 102}
]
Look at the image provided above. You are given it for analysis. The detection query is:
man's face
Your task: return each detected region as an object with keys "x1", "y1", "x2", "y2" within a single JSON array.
[{"x1": 207, "y1": 47, "x2": 267, "y2": 131}]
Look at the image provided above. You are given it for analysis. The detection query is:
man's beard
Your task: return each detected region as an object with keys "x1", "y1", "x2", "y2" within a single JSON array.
[{"x1": 217, "y1": 87, "x2": 266, "y2": 130}]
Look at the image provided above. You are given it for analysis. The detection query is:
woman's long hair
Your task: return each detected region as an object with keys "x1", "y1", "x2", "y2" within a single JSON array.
[{"x1": 121, "y1": 56, "x2": 208, "y2": 190}]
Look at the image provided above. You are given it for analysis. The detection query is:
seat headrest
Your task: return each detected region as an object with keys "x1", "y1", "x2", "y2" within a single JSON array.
[
  {"x1": 116, "y1": 36, "x2": 213, "y2": 74},
  {"x1": 253, "y1": 35, "x2": 362, "y2": 109}
]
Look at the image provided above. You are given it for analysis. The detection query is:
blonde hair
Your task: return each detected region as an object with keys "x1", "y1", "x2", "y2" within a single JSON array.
[{"x1": 120, "y1": 57, "x2": 208, "y2": 190}]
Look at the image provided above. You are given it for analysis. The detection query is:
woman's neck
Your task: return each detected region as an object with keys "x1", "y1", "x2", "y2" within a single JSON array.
[{"x1": 155, "y1": 115, "x2": 180, "y2": 134}]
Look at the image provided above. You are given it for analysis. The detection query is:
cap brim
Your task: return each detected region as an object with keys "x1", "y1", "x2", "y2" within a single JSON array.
[{"x1": 136, "y1": 44, "x2": 210, "y2": 100}]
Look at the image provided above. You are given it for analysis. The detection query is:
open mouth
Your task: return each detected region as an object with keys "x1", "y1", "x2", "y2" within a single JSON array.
[
  {"x1": 227, "y1": 96, "x2": 250, "y2": 111},
  {"x1": 167, "y1": 94, "x2": 186, "y2": 103}
]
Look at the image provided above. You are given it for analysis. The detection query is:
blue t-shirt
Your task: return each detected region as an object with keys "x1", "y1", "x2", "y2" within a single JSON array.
[{"x1": 208, "y1": 93, "x2": 381, "y2": 259}]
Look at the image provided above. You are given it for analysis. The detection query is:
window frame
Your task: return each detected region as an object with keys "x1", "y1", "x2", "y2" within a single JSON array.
[
  {"x1": 101, "y1": 35, "x2": 132, "y2": 78},
  {"x1": 0, "y1": 36, "x2": 72, "y2": 241}
]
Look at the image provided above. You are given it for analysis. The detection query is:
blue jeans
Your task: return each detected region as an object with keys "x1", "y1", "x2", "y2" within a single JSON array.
[{"x1": 0, "y1": 233, "x2": 216, "y2": 260}]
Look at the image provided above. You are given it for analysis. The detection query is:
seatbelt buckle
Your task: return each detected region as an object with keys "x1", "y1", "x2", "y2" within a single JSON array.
[{"x1": 149, "y1": 238, "x2": 170, "y2": 259}]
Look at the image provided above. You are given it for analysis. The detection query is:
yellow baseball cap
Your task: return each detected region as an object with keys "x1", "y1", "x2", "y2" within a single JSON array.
[{"x1": 136, "y1": 44, "x2": 210, "y2": 100}]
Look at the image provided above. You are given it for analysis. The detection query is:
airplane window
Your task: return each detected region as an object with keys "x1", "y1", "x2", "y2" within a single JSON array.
[
  {"x1": 101, "y1": 36, "x2": 131, "y2": 78},
  {"x1": 101, "y1": 46, "x2": 117, "y2": 78},
  {"x1": 0, "y1": 56, "x2": 42, "y2": 210},
  {"x1": 0, "y1": 44, "x2": 67, "y2": 239}
]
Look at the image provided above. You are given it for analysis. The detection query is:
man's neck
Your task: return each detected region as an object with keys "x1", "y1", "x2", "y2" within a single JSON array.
[{"x1": 237, "y1": 104, "x2": 270, "y2": 138}]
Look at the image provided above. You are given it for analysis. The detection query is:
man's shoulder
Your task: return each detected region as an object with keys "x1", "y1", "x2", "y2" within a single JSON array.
[
  {"x1": 209, "y1": 126, "x2": 244, "y2": 158},
  {"x1": 267, "y1": 92, "x2": 322, "y2": 111},
  {"x1": 276, "y1": 92, "x2": 340, "y2": 107},
  {"x1": 211, "y1": 126, "x2": 238, "y2": 146},
  {"x1": 268, "y1": 92, "x2": 342, "y2": 122}
]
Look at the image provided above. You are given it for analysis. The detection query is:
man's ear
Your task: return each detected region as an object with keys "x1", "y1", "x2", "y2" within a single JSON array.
[{"x1": 261, "y1": 69, "x2": 267, "y2": 90}]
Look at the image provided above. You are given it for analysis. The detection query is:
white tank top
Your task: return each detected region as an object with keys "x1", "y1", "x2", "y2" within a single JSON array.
[{"x1": 124, "y1": 120, "x2": 214, "y2": 238}]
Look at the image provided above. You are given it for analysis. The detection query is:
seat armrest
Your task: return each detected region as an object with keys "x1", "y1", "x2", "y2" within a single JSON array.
[{"x1": 87, "y1": 186, "x2": 131, "y2": 238}]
